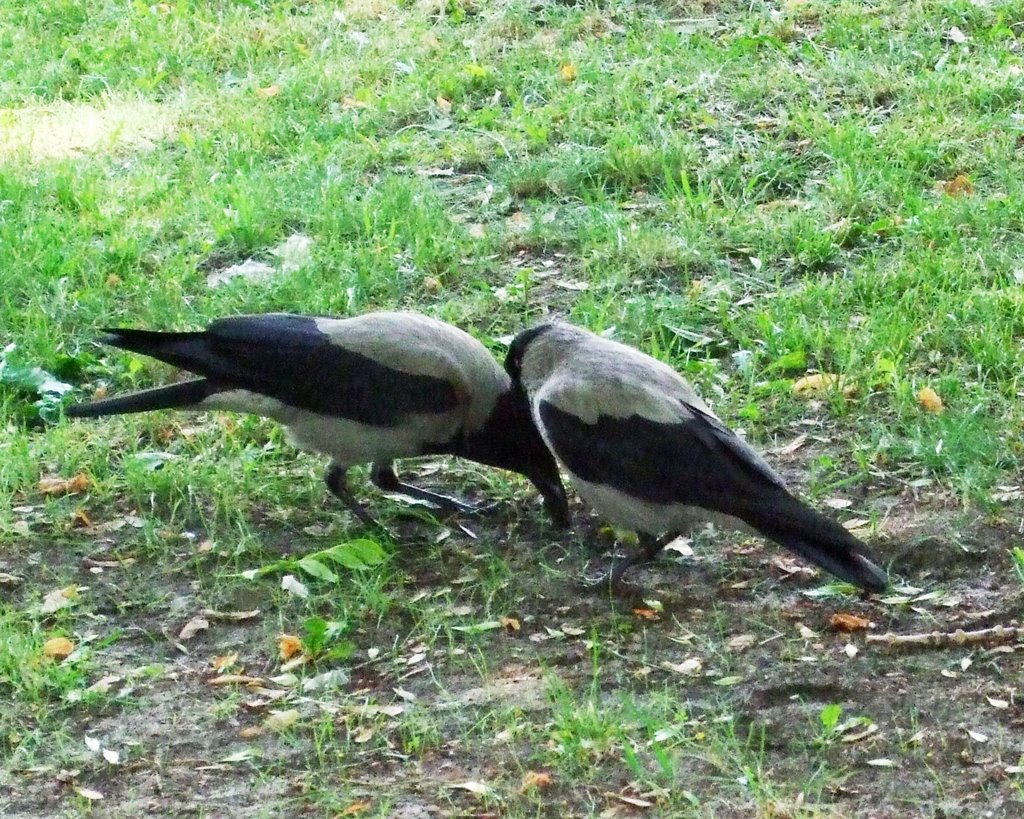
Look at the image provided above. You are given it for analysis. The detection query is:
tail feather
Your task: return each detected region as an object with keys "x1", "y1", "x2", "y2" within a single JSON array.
[
  {"x1": 65, "y1": 379, "x2": 214, "y2": 418},
  {"x1": 99, "y1": 328, "x2": 219, "y2": 376},
  {"x1": 745, "y1": 492, "x2": 888, "y2": 593}
]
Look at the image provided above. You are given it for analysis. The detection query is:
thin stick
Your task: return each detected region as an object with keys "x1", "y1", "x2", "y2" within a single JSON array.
[{"x1": 866, "y1": 624, "x2": 1020, "y2": 651}]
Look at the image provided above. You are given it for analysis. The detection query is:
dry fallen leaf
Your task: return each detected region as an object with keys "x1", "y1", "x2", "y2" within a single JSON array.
[
  {"x1": 966, "y1": 728, "x2": 989, "y2": 743},
  {"x1": 178, "y1": 616, "x2": 209, "y2": 641},
  {"x1": 830, "y1": 613, "x2": 872, "y2": 632},
  {"x1": 211, "y1": 653, "x2": 239, "y2": 673},
  {"x1": 38, "y1": 473, "x2": 91, "y2": 496},
  {"x1": 520, "y1": 771, "x2": 553, "y2": 792},
  {"x1": 87, "y1": 675, "x2": 121, "y2": 694},
  {"x1": 605, "y1": 791, "x2": 655, "y2": 808},
  {"x1": 435, "y1": 95, "x2": 452, "y2": 112},
  {"x1": 449, "y1": 781, "x2": 492, "y2": 796},
  {"x1": 75, "y1": 787, "x2": 104, "y2": 801},
  {"x1": 353, "y1": 725, "x2": 375, "y2": 744},
  {"x1": 42, "y1": 637, "x2": 75, "y2": 659},
  {"x1": 278, "y1": 633, "x2": 303, "y2": 661},
  {"x1": 264, "y1": 708, "x2": 300, "y2": 732},
  {"x1": 281, "y1": 574, "x2": 309, "y2": 598},
  {"x1": 662, "y1": 658, "x2": 702, "y2": 675},
  {"x1": 559, "y1": 63, "x2": 578, "y2": 82},
  {"x1": 986, "y1": 696, "x2": 1009, "y2": 709},
  {"x1": 500, "y1": 616, "x2": 521, "y2": 632},
  {"x1": 209, "y1": 674, "x2": 264, "y2": 686},
  {"x1": 256, "y1": 84, "x2": 281, "y2": 98},
  {"x1": 727, "y1": 634, "x2": 756, "y2": 652},
  {"x1": 633, "y1": 608, "x2": 661, "y2": 621},
  {"x1": 917, "y1": 386, "x2": 944, "y2": 413},
  {"x1": 793, "y1": 373, "x2": 845, "y2": 396},
  {"x1": 39, "y1": 586, "x2": 79, "y2": 615},
  {"x1": 938, "y1": 174, "x2": 973, "y2": 196},
  {"x1": 341, "y1": 802, "x2": 372, "y2": 816}
]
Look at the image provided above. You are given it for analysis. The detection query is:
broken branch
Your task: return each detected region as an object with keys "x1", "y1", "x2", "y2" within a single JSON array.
[{"x1": 866, "y1": 625, "x2": 1020, "y2": 651}]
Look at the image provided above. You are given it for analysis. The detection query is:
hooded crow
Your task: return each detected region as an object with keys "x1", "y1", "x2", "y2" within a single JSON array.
[
  {"x1": 67, "y1": 312, "x2": 570, "y2": 527},
  {"x1": 505, "y1": 321, "x2": 888, "y2": 593}
]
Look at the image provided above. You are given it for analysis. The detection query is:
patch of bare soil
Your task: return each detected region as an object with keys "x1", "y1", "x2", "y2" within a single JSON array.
[{"x1": 3, "y1": 462, "x2": 1023, "y2": 818}]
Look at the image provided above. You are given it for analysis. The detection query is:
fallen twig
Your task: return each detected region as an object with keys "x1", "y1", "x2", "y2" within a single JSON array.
[{"x1": 866, "y1": 624, "x2": 1020, "y2": 651}]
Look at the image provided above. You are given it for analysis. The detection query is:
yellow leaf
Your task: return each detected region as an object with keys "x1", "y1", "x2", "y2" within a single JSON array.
[
  {"x1": 277, "y1": 633, "x2": 303, "y2": 661},
  {"x1": 435, "y1": 95, "x2": 452, "y2": 112},
  {"x1": 917, "y1": 386, "x2": 943, "y2": 413},
  {"x1": 211, "y1": 652, "x2": 238, "y2": 672},
  {"x1": 264, "y1": 708, "x2": 300, "y2": 732},
  {"x1": 342, "y1": 802, "x2": 372, "y2": 816},
  {"x1": 792, "y1": 373, "x2": 844, "y2": 396},
  {"x1": 500, "y1": 616, "x2": 521, "y2": 632},
  {"x1": 559, "y1": 63, "x2": 578, "y2": 82},
  {"x1": 42, "y1": 636, "x2": 75, "y2": 659}
]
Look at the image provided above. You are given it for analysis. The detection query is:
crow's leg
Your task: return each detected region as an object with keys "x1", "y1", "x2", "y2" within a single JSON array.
[
  {"x1": 324, "y1": 462, "x2": 381, "y2": 529},
  {"x1": 369, "y1": 462, "x2": 489, "y2": 515}
]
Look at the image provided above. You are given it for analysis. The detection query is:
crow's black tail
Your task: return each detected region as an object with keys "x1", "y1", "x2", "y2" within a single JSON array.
[
  {"x1": 65, "y1": 379, "x2": 213, "y2": 418},
  {"x1": 98, "y1": 328, "x2": 222, "y2": 375},
  {"x1": 744, "y1": 491, "x2": 889, "y2": 593}
]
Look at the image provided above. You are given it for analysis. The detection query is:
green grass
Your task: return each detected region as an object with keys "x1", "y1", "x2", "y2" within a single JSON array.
[{"x1": 3, "y1": 0, "x2": 1024, "y2": 816}]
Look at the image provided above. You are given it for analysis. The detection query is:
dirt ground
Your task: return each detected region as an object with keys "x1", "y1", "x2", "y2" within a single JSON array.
[{"x1": 2, "y1": 454, "x2": 1023, "y2": 818}]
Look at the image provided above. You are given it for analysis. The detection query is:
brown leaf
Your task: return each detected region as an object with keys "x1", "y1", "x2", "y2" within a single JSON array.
[
  {"x1": 341, "y1": 802, "x2": 372, "y2": 816},
  {"x1": 917, "y1": 386, "x2": 944, "y2": 413},
  {"x1": 829, "y1": 613, "x2": 872, "y2": 632},
  {"x1": 256, "y1": 84, "x2": 281, "y2": 98},
  {"x1": 178, "y1": 616, "x2": 209, "y2": 641},
  {"x1": 727, "y1": 634, "x2": 756, "y2": 652},
  {"x1": 42, "y1": 636, "x2": 75, "y2": 659},
  {"x1": 278, "y1": 633, "x2": 303, "y2": 661},
  {"x1": 38, "y1": 473, "x2": 91, "y2": 496},
  {"x1": 633, "y1": 608, "x2": 661, "y2": 621},
  {"x1": 938, "y1": 174, "x2": 973, "y2": 196},
  {"x1": 435, "y1": 95, "x2": 452, "y2": 113},
  {"x1": 520, "y1": 771, "x2": 553, "y2": 792}
]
